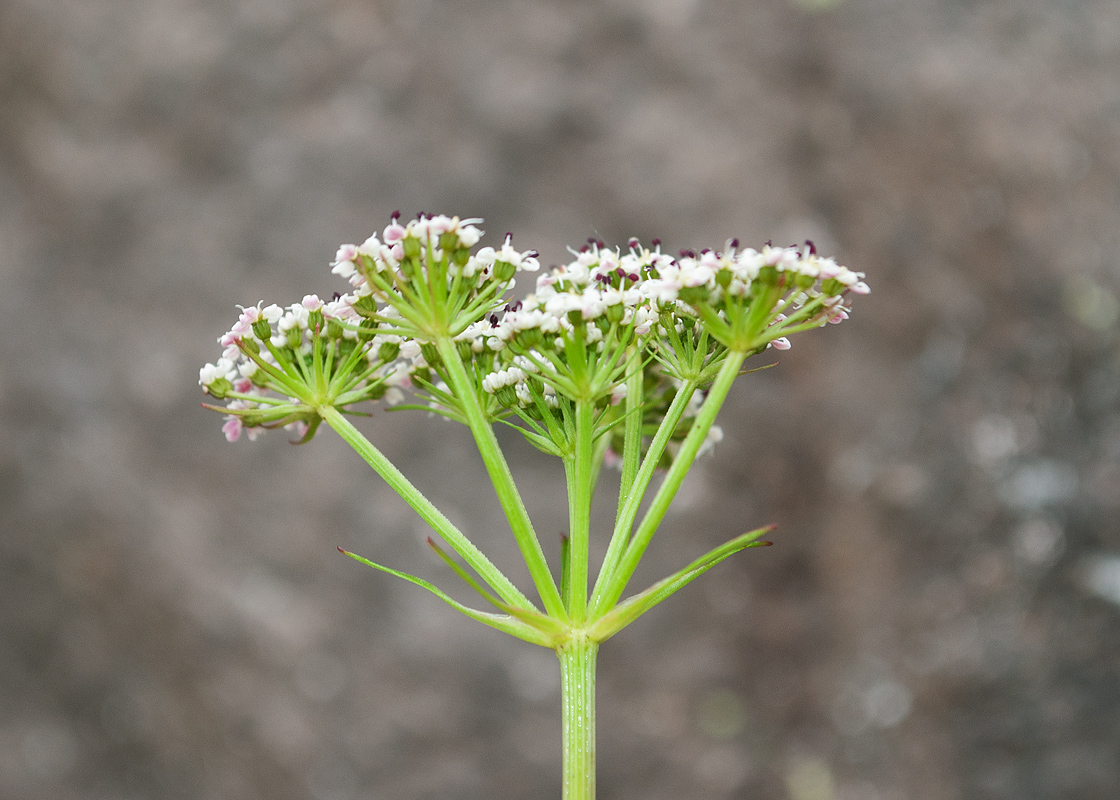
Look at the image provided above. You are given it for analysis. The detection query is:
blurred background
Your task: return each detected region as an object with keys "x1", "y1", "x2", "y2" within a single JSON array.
[{"x1": 2, "y1": 0, "x2": 1119, "y2": 798}]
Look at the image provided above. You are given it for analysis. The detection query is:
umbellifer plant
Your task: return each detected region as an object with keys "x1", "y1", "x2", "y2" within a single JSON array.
[{"x1": 199, "y1": 212, "x2": 868, "y2": 799}]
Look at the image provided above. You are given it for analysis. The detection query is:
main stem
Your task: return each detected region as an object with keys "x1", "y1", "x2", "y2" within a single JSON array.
[{"x1": 558, "y1": 636, "x2": 598, "y2": 800}]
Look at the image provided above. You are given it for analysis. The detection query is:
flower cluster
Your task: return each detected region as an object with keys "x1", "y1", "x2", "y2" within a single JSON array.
[
  {"x1": 201, "y1": 214, "x2": 867, "y2": 450},
  {"x1": 199, "y1": 294, "x2": 405, "y2": 442}
]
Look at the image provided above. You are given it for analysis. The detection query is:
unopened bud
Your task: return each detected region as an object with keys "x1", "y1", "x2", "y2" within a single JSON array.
[
  {"x1": 378, "y1": 341, "x2": 401, "y2": 361},
  {"x1": 678, "y1": 285, "x2": 709, "y2": 304},
  {"x1": 419, "y1": 343, "x2": 441, "y2": 367},
  {"x1": 205, "y1": 377, "x2": 232, "y2": 399},
  {"x1": 402, "y1": 235, "x2": 422, "y2": 261},
  {"x1": 494, "y1": 260, "x2": 517, "y2": 282},
  {"x1": 494, "y1": 384, "x2": 518, "y2": 408},
  {"x1": 514, "y1": 326, "x2": 543, "y2": 350}
]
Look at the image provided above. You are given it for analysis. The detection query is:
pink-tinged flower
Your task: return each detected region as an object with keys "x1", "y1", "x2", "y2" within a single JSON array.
[
  {"x1": 334, "y1": 243, "x2": 358, "y2": 264},
  {"x1": 222, "y1": 416, "x2": 243, "y2": 442},
  {"x1": 383, "y1": 220, "x2": 407, "y2": 244},
  {"x1": 284, "y1": 420, "x2": 310, "y2": 440},
  {"x1": 302, "y1": 294, "x2": 323, "y2": 311},
  {"x1": 324, "y1": 295, "x2": 359, "y2": 321},
  {"x1": 770, "y1": 337, "x2": 792, "y2": 350}
]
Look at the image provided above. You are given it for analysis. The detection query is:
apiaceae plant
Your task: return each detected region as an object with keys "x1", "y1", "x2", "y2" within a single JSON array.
[{"x1": 200, "y1": 212, "x2": 868, "y2": 799}]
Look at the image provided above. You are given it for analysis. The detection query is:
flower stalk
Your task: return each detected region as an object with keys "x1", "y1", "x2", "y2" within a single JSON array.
[
  {"x1": 559, "y1": 636, "x2": 598, "y2": 800},
  {"x1": 199, "y1": 214, "x2": 867, "y2": 798}
]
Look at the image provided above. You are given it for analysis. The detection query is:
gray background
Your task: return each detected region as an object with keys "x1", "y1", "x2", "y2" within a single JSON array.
[{"x1": 2, "y1": 0, "x2": 1119, "y2": 798}]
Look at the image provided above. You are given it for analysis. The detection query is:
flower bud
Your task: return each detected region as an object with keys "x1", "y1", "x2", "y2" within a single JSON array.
[
  {"x1": 419, "y1": 343, "x2": 442, "y2": 368},
  {"x1": 402, "y1": 234, "x2": 422, "y2": 261},
  {"x1": 378, "y1": 341, "x2": 401, "y2": 361},
  {"x1": 252, "y1": 319, "x2": 272, "y2": 340},
  {"x1": 678, "y1": 285, "x2": 709, "y2": 304},
  {"x1": 756, "y1": 265, "x2": 779, "y2": 286},
  {"x1": 514, "y1": 326, "x2": 543, "y2": 350},
  {"x1": 439, "y1": 231, "x2": 459, "y2": 254},
  {"x1": 494, "y1": 384, "x2": 519, "y2": 408},
  {"x1": 240, "y1": 337, "x2": 261, "y2": 355},
  {"x1": 357, "y1": 319, "x2": 377, "y2": 342},
  {"x1": 474, "y1": 350, "x2": 495, "y2": 375},
  {"x1": 205, "y1": 377, "x2": 232, "y2": 399},
  {"x1": 494, "y1": 260, "x2": 517, "y2": 282},
  {"x1": 326, "y1": 319, "x2": 345, "y2": 340}
]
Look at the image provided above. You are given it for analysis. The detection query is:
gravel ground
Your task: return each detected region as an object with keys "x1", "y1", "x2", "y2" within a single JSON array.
[{"x1": 2, "y1": 0, "x2": 1119, "y2": 798}]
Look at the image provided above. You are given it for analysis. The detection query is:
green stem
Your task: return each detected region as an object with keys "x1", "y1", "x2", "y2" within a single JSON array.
[
  {"x1": 589, "y1": 379, "x2": 699, "y2": 615},
  {"x1": 593, "y1": 350, "x2": 747, "y2": 614},
  {"x1": 615, "y1": 348, "x2": 644, "y2": 522},
  {"x1": 558, "y1": 636, "x2": 597, "y2": 800},
  {"x1": 434, "y1": 337, "x2": 568, "y2": 621},
  {"x1": 564, "y1": 399, "x2": 595, "y2": 622},
  {"x1": 318, "y1": 406, "x2": 535, "y2": 612}
]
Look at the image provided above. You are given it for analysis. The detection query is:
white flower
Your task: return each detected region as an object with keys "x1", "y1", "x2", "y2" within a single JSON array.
[{"x1": 199, "y1": 358, "x2": 236, "y2": 386}]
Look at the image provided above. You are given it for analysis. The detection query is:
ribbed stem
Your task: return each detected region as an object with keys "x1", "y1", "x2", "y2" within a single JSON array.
[{"x1": 558, "y1": 636, "x2": 598, "y2": 800}]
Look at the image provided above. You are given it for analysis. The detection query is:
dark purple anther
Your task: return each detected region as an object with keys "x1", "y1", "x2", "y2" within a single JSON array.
[{"x1": 805, "y1": 239, "x2": 816, "y2": 255}]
